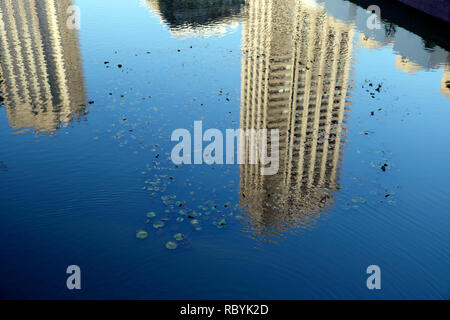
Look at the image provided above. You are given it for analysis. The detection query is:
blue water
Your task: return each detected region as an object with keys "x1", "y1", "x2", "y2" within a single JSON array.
[{"x1": 0, "y1": 0, "x2": 449, "y2": 299}]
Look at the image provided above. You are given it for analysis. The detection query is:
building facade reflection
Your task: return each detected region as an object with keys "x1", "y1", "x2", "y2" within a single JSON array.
[
  {"x1": 0, "y1": 0, "x2": 86, "y2": 134},
  {"x1": 239, "y1": 0, "x2": 354, "y2": 238},
  {"x1": 317, "y1": 0, "x2": 450, "y2": 98}
]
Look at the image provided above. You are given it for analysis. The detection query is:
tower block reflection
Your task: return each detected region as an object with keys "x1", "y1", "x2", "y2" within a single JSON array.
[
  {"x1": 0, "y1": 0, "x2": 86, "y2": 134},
  {"x1": 239, "y1": 0, "x2": 353, "y2": 237}
]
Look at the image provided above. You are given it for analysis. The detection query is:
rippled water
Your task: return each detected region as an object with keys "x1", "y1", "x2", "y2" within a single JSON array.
[{"x1": 0, "y1": 0, "x2": 449, "y2": 299}]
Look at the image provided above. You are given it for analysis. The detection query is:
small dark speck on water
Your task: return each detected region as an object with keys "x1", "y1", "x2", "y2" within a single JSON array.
[
  {"x1": 375, "y1": 84, "x2": 382, "y2": 92},
  {"x1": 0, "y1": 161, "x2": 7, "y2": 171}
]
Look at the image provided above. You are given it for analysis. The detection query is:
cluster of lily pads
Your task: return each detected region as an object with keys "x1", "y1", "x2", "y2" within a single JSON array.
[
  {"x1": 135, "y1": 192, "x2": 245, "y2": 250},
  {"x1": 136, "y1": 228, "x2": 184, "y2": 250}
]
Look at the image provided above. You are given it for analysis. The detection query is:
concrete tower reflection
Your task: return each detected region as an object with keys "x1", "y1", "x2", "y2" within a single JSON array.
[
  {"x1": 239, "y1": 0, "x2": 354, "y2": 238},
  {"x1": 0, "y1": 0, "x2": 86, "y2": 134}
]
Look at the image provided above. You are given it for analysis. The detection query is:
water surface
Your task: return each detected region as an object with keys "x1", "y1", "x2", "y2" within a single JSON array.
[{"x1": 0, "y1": 0, "x2": 449, "y2": 299}]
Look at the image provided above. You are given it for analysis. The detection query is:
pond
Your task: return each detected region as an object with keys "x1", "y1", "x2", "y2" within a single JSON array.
[{"x1": 0, "y1": 0, "x2": 449, "y2": 299}]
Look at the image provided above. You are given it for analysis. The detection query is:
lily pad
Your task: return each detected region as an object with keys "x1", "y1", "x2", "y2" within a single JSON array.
[
  {"x1": 146, "y1": 212, "x2": 156, "y2": 218},
  {"x1": 191, "y1": 219, "x2": 200, "y2": 226},
  {"x1": 174, "y1": 233, "x2": 184, "y2": 241},
  {"x1": 136, "y1": 230, "x2": 148, "y2": 239},
  {"x1": 166, "y1": 241, "x2": 178, "y2": 250},
  {"x1": 153, "y1": 221, "x2": 165, "y2": 229},
  {"x1": 218, "y1": 219, "x2": 227, "y2": 226}
]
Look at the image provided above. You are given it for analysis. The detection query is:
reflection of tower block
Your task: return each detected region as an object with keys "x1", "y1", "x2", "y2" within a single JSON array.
[
  {"x1": 0, "y1": 0, "x2": 86, "y2": 134},
  {"x1": 239, "y1": 0, "x2": 353, "y2": 235}
]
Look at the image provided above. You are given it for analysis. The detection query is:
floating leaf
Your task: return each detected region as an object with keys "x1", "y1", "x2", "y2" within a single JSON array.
[
  {"x1": 153, "y1": 221, "x2": 165, "y2": 229},
  {"x1": 174, "y1": 233, "x2": 184, "y2": 241},
  {"x1": 136, "y1": 230, "x2": 148, "y2": 239},
  {"x1": 146, "y1": 212, "x2": 156, "y2": 218},
  {"x1": 218, "y1": 219, "x2": 227, "y2": 226},
  {"x1": 166, "y1": 241, "x2": 178, "y2": 250},
  {"x1": 191, "y1": 219, "x2": 200, "y2": 226}
]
